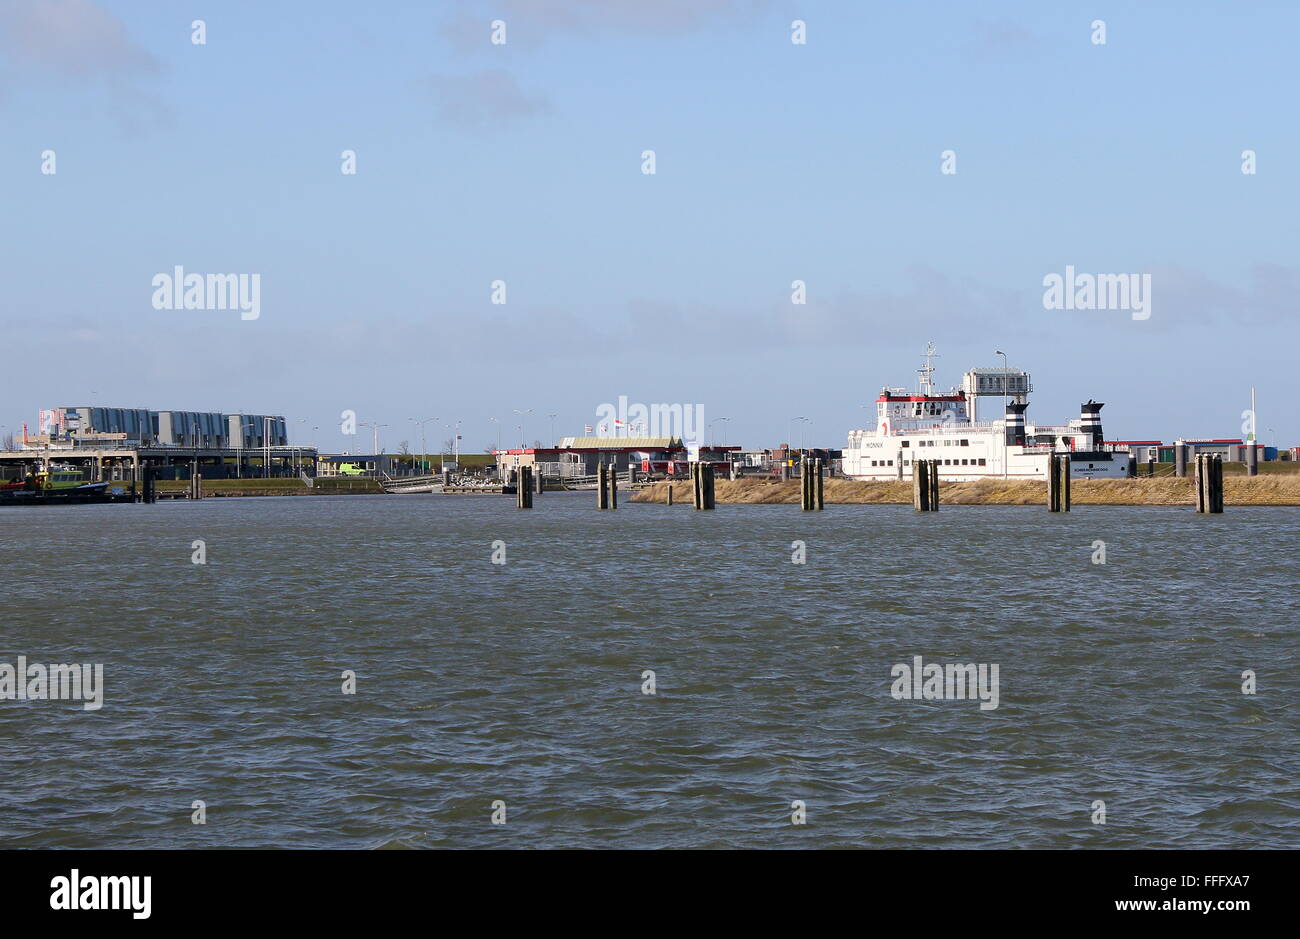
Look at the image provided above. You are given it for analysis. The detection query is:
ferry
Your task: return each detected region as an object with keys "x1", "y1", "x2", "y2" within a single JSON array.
[{"x1": 842, "y1": 344, "x2": 1130, "y2": 482}]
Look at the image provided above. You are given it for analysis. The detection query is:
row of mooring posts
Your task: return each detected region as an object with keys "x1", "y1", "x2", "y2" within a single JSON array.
[
  {"x1": 1047, "y1": 454, "x2": 1071, "y2": 512},
  {"x1": 800, "y1": 455, "x2": 824, "y2": 511},
  {"x1": 693, "y1": 462, "x2": 715, "y2": 510},
  {"x1": 912, "y1": 459, "x2": 940, "y2": 511},
  {"x1": 1195, "y1": 453, "x2": 1224, "y2": 514}
]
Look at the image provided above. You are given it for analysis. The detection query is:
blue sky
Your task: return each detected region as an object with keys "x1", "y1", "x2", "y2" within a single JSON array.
[{"x1": 2, "y1": 0, "x2": 1297, "y2": 452}]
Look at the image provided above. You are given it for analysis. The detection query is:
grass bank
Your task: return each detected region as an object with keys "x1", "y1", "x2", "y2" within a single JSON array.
[
  {"x1": 156, "y1": 478, "x2": 383, "y2": 496},
  {"x1": 630, "y1": 475, "x2": 1300, "y2": 506}
]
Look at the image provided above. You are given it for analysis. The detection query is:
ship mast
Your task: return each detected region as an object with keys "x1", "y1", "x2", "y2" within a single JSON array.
[{"x1": 916, "y1": 341, "x2": 939, "y2": 395}]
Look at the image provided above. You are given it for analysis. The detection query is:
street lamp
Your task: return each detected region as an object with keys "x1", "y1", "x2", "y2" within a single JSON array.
[
  {"x1": 710, "y1": 417, "x2": 730, "y2": 446},
  {"x1": 793, "y1": 416, "x2": 810, "y2": 452},
  {"x1": 411, "y1": 417, "x2": 438, "y2": 475},
  {"x1": 547, "y1": 412, "x2": 558, "y2": 446},
  {"x1": 996, "y1": 350, "x2": 1008, "y2": 478},
  {"x1": 489, "y1": 417, "x2": 501, "y2": 454},
  {"x1": 513, "y1": 408, "x2": 533, "y2": 448}
]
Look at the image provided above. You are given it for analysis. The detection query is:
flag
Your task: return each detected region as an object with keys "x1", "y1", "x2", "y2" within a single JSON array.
[{"x1": 584, "y1": 424, "x2": 593, "y2": 434}]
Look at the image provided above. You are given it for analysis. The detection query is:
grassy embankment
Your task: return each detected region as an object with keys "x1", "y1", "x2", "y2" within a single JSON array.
[
  {"x1": 631, "y1": 472, "x2": 1300, "y2": 506},
  {"x1": 155, "y1": 477, "x2": 383, "y2": 496}
]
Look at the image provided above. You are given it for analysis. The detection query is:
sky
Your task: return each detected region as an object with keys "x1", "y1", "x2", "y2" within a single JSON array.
[{"x1": 2, "y1": 0, "x2": 1298, "y2": 454}]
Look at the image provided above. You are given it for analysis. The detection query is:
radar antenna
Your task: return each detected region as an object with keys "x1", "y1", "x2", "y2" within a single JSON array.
[{"x1": 917, "y1": 341, "x2": 939, "y2": 395}]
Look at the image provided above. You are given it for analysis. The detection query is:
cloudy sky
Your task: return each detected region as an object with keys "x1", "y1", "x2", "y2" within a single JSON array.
[{"x1": 2, "y1": 0, "x2": 1297, "y2": 452}]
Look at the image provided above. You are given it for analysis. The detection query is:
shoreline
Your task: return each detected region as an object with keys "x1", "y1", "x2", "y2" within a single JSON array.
[{"x1": 629, "y1": 476, "x2": 1300, "y2": 507}]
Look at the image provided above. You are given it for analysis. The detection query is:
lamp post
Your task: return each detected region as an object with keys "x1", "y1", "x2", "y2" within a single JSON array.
[
  {"x1": 996, "y1": 350, "x2": 1008, "y2": 478},
  {"x1": 710, "y1": 417, "x2": 730, "y2": 446},
  {"x1": 411, "y1": 417, "x2": 438, "y2": 475},
  {"x1": 513, "y1": 408, "x2": 532, "y2": 448},
  {"x1": 359, "y1": 421, "x2": 387, "y2": 474},
  {"x1": 547, "y1": 412, "x2": 558, "y2": 447},
  {"x1": 793, "y1": 416, "x2": 810, "y2": 453}
]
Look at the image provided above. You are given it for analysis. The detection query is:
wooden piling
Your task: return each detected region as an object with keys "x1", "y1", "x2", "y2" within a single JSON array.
[
  {"x1": 699, "y1": 464, "x2": 715, "y2": 510},
  {"x1": 534, "y1": 465, "x2": 544, "y2": 495},
  {"x1": 815, "y1": 457, "x2": 825, "y2": 510},
  {"x1": 1208, "y1": 454, "x2": 1223, "y2": 513},
  {"x1": 666, "y1": 482, "x2": 673, "y2": 506},
  {"x1": 517, "y1": 466, "x2": 533, "y2": 508},
  {"x1": 1048, "y1": 454, "x2": 1071, "y2": 511},
  {"x1": 912, "y1": 459, "x2": 928, "y2": 511},
  {"x1": 928, "y1": 459, "x2": 939, "y2": 511},
  {"x1": 597, "y1": 462, "x2": 609, "y2": 510},
  {"x1": 1194, "y1": 453, "x2": 1206, "y2": 513},
  {"x1": 609, "y1": 462, "x2": 618, "y2": 509}
]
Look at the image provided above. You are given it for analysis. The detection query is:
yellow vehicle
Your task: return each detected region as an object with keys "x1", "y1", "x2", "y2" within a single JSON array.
[
  {"x1": 37, "y1": 470, "x2": 89, "y2": 490},
  {"x1": 337, "y1": 462, "x2": 367, "y2": 476}
]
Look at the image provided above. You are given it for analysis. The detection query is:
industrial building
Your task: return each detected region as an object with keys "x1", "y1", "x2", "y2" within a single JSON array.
[
  {"x1": 1, "y1": 406, "x2": 307, "y2": 483},
  {"x1": 31, "y1": 407, "x2": 287, "y2": 449}
]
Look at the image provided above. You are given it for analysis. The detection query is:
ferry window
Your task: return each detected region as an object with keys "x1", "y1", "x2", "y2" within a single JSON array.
[
  {"x1": 901, "y1": 440, "x2": 909, "y2": 448},
  {"x1": 978, "y1": 458, "x2": 986, "y2": 466},
  {"x1": 887, "y1": 460, "x2": 893, "y2": 466},
  {"x1": 960, "y1": 439, "x2": 969, "y2": 446}
]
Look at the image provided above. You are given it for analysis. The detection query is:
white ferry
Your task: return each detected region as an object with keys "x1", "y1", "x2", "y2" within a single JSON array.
[{"x1": 842, "y1": 344, "x2": 1130, "y2": 481}]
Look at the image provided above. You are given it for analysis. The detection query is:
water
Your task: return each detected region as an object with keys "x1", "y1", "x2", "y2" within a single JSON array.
[{"x1": 1, "y1": 494, "x2": 1295, "y2": 848}]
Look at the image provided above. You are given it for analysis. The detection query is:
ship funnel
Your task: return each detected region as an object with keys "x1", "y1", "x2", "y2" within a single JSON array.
[
  {"x1": 1080, "y1": 400, "x2": 1105, "y2": 448},
  {"x1": 1004, "y1": 402, "x2": 1029, "y2": 447}
]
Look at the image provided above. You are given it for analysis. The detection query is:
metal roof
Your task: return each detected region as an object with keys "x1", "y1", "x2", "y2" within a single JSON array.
[{"x1": 557, "y1": 436, "x2": 681, "y2": 449}]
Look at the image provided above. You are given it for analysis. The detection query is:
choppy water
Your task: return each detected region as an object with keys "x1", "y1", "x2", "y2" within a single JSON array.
[{"x1": 0, "y1": 493, "x2": 1296, "y2": 848}]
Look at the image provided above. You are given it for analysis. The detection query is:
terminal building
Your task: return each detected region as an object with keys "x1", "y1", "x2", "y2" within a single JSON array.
[
  {"x1": 32, "y1": 407, "x2": 287, "y2": 449},
  {"x1": 2, "y1": 406, "x2": 307, "y2": 483}
]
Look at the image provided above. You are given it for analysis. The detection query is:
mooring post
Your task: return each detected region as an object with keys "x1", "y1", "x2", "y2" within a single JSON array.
[
  {"x1": 535, "y1": 465, "x2": 544, "y2": 495},
  {"x1": 143, "y1": 465, "x2": 156, "y2": 504},
  {"x1": 597, "y1": 462, "x2": 608, "y2": 509},
  {"x1": 701, "y1": 464, "x2": 715, "y2": 510},
  {"x1": 1060, "y1": 455, "x2": 1071, "y2": 511},
  {"x1": 800, "y1": 455, "x2": 811, "y2": 511},
  {"x1": 608, "y1": 461, "x2": 618, "y2": 510},
  {"x1": 517, "y1": 466, "x2": 532, "y2": 508},
  {"x1": 912, "y1": 459, "x2": 927, "y2": 511},
  {"x1": 1246, "y1": 443, "x2": 1258, "y2": 477},
  {"x1": 1175, "y1": 444, "x2": 1187, "y2": 478},
  {"x1": 815, "y1": 457, "x2": 825, "y2": 510},
  {"x1": 1206, "y1": 452, "x2": 1216, "y2": 512},
  {"x1": 1194, "y1": 454, "x2": 1206, "y2": 513},
  {"x1": 1048, "y1": 455, "x2": 1060, "y2": 511},
  {"x1": 929, "y1": 459, "x2": 939, "y2": 511},
  {"x1": 666, "y1": 482, "x2": 673, "y2": 506}
]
